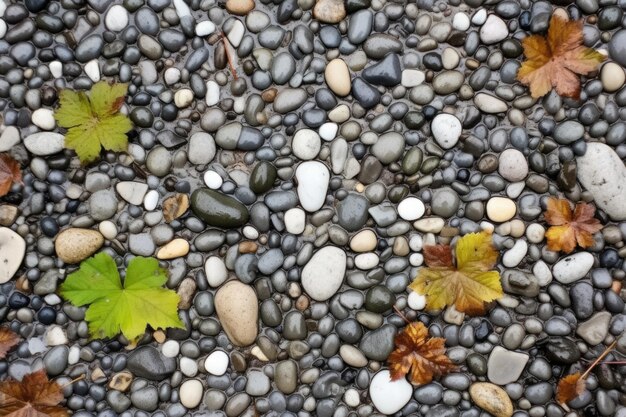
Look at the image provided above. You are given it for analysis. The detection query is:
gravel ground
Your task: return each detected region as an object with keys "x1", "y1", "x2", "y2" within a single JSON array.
[{"x1": 2, "y1": 0, "x2": 626, "y2": 416}]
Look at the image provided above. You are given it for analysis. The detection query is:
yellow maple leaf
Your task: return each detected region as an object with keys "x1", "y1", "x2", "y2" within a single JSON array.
[
  {"x1": 517, "y1": 14, "x2": 605, "y2": 99},
  {"x1": 409, "y1": 232, "x2": 503, "y2": 315}
]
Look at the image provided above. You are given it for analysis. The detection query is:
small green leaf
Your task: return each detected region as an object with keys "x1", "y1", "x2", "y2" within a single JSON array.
[
  {"x1": 54, "y1": 81, "x2": 132, "y2": 164},
  {"x1": 60, "y1": 253, "x2": 184, "y2": 341}
]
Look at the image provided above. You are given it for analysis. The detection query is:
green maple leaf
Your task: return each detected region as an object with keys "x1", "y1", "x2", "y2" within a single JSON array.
[
  {"x1": 59, "y1": 253, "x2": 184, "y2": 341},
  {"x1": 54, "y1": 81, "x2": 133, "y2": 163}
]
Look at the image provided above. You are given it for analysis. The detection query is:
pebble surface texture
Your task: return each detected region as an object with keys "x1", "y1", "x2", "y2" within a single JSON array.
[{"x1": 2, "y1": 0, "x2": 626, "y2": 417}]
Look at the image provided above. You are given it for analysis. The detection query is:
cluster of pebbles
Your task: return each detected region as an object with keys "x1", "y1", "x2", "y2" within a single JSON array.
[{"x1": 2, "y1": 0, "x2": 626, "y2": 416}]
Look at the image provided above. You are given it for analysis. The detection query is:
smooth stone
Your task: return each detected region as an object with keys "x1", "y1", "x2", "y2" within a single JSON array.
[
  {"x1": 498, "y1": 149, "x2": 528, "y2": 182},
  {"x1": 487, "y1": 346, "x2": 529, "y2": 385},
  {"x1": 205, "y1": 350, "x2": 229, "y2": 375},
  {"x1": 301, "y1": 246, "x2": 346, "y2": 301},
  {"x1": 313, "y1": 0, "x2": 346, "y2": 23},
  {"x1": 325, "y1": 58, "x2": 351, "y2": 96},
  {"x1": 156, "y1": 238, "x2": 190, "y2": 260},
  {"x1": 474, "y1": 93, "x2": 508, "y2": 113},
  {"x1": 55, "y1": 228, "x2": 104, "y2": 264},
  {"x1": 369, "y1": 370, "x2": 413, "y2": 415},
  {"x1": 552, "y1": 252, "x2": 594, "y2": 284},
  {"x1": 350, "y1": 229, "x2": 377, "y2": 252},
  {"x1": 127, "y1": 346, "x2": 177, "y2": 381},
  {"x1": 370, "y1": 132, "x2": 404, "y2": 164},
  {"x1": 115, "y1": 182, "x2": 149, "y2": 206},
  {"x1": 292, "y1": 129, "x2": 321, "y2": 160},
  {"x1": 0, "y1": 227, "x2": 26, "y2": 284},
  {"x1": 577, "y1": 143, "x2": 626, "y2": 220},
  {"x1": 337, "y1": 194, "x2": 370, "y2": 232},
  {"x1": 295, "y1": 161, "x2": 329, "y2": 212},
  {"x1": 576, "y1": 312, "x2": 611, "y2": 345},
  {"x1": 0, "y1": 126, "x2": 20, "y2": 152},
  {"x1": 479, "y1": 14, "x2": 509, "y2": 44},
  {"x1": 188, "y1": 132, "x2": 216, "y2": 165},
  {"x1": 486, "y1": 197, "x2": 516, "y2": 222},
  {"x1": 180, "y1": 379, "x2": 203, "y2": 409},
  {"x1": 275, "y1": 360, "x2": 297, "y2": 394},
  {"x1": 608, "y1": 30, "x2": 626, "y2": 67},
  {"x1": 190, "y1": 188, "x2": 249, "y2": 228},
  {"x1": 105, "y1": 5, "x2": 129, "y2": 32},
  {"x1": 226, "y1": 0, "x2": 255, "y2": 15},
  {"x1": 469, "y1": 383, "x2": 514, "y2": 417},
  {"x1": 23, "y1": 132, "x2": 64, "y2": 156},
  {"x1": 215, "y1": 281, "x2": 259, "y2": 346},
  {"x1": 250, "y1": 161, "x2": 277, "y2": 195},
  {"x1": 31, "y1": 109, "x2": 55, "y2": 130},
  {"x1": 431, "y1": 114, "x2": 461, "y2": 149}
]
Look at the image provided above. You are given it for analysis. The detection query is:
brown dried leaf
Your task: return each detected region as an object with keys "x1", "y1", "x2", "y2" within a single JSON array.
[
  {"x1": 556, "y1": 372, "x2": 586, "y2": 405},
  {"x1": 162, "y1": 194, "x2": 189, "y2": 223},
  {"x1": 544, "y1": 197, "x2": 603, "y2": 253},
  {"x1": 388, "y1": 322, "x2": 456, "y2": 385},
  {"x1": 0, "y1": 154, "x2": 21, "y2": 197},
  {"x1": 0, "y1": 328, "x2": 19, "y2": 359},
  {"x1": 422, "y1": 245, "x2": 453, "y2": 268},
  {"x1": 0, "y1": 369, "x2": 69, "y2": 417}
]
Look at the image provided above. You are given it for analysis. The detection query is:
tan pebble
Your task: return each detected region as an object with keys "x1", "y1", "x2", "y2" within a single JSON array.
[
  {"x1": 486, "y1": 197, "x2": 517, "y2": 222},
  {"x1": 239, "y1": 241, "x2": 258, "y2": 253},
  {"x1": 325, "y1": 58, "x2": 351, "y2": 96},
  {"x1": 262, "y1": 88, "x2": 277, "y2": 102},
  {"x1": 55, "y1": 228, "x2": 104, "y2": 264},
  {"x1": 350, "y1": 229, "x2": 377, "y2": 252},
  {"x1": 0, "y1": 204, "x2": 18, "y2": 226},
  {"x1": 91, "y1": 367, "x2": 106, "y2": 383},
  {"x1": 469, "y1": 382, "x2": 514, "y2": 417},
  {"x1": 251, "y1": 345, "x2": 269, "y2": 361},
  {"x1": 108, "y1": 371, "x2": 133, "y2": 392},
  {"x1": 313, "y1": 0, "x2": 346, "y2": 23},
  {"x1": 295, "y1": 295, "x2": 309, "y2": 311},
  {"x1": 156, "y1": 238, "x2": 190, "y2": 259},
  {"x1": 153, "y1": 330, "x2": 166, "y2": 344},
  {"x1": 226, "y1": 0, "x2": 255, "y2": 15},
  {"x1": 413, "y1": 217, "x2": 445, "y2": 233},
  {"x1": 392, "y1": 236, "x2": 410, "y2": 256},
  {"x1": 215, "y1": 281, "x2": 259, "y2": 346},
  {"x1": 509, "y1": 219, "x2": 525, "y2": 237}
]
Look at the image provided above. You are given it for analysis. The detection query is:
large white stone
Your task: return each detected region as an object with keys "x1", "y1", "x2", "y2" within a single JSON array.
[
  {"x1": 369, "y1": 370, "x2": 413, "y2": 415},
  {"x1": 301, "y1": 246, "x2": 346, "y2": 301},
  {"x1": 24, "y1": 132, "x2": 65, "y2": 156},
  {"x1": 577, "y1": 142, "x2": 626, "y2": 221},
  {"x1": 105, "y1": 5, "x2": 129, "y2": 32},
  {"x1": 397, "y1": 197, "x2": 425, "y2": 221},
  {"x1": 487, "y1": 346, "x2": 529, "y2": 385},
  {"x1": 431, "y1": 113, "x2": 461, "y2": 149},
  {"x1": 205, "y1": 256, "x2": 228, "y2": 287},
  {"x1": 0, "y1": 227, "x2": 25, "y2": 284},
  {"x1": 480, "y1": 14, "x2": 508, "y2": 44},
  {"x1": 205, "y1": 350, "x2": 229, "y2": 376},
  {"x1": 115, "y1": 181, "x2": 149, "y2": 206},
  {"x1": 295, "y1": 161, "x2": 329, "y2": 212},
  {"x1": 552, "y1": 252, "x2": 594, "y2": 284}
]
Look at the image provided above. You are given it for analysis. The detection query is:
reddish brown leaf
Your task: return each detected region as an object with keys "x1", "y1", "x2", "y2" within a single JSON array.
[
  {"x1": 0, "y1": 327, "x2": 19, "y2": 359},
  {"x1": 0, "y1": 369, "x2": 69, "y2": 417},
  {"x1": 162, "y1": 194, "x2": 189, "y2": 223},
  {"x1": 556, "y1": 372, "x2": 585, "y2": 405},
  {"x1": 422, "y1": 245, "x2": 453, "y2": 268},
  {"x1": 517, "y1": 14, "x2": 605, "y2": 99},
  {"x1": 388, "y1": 322, "x2": 456, "y2": 385},
  {"x1": 544, "y1": 197, "x2": 603, "y2": 253},
  {"x1": 0, "y1": 154, "x2": 21, "y2": 197}
]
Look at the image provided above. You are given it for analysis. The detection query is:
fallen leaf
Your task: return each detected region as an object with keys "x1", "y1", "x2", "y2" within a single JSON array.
[
  {"x1": 423, "y1": 244, "x2": 453, "y2": 268},
  {"x1": 0, "y1": 369, "x2": 69, "y2": 417},
  {"x1": 0, "y1": 154, "x2": 21, "y2": 197},
  {"x1": 517, "y1": 14, "x2": 605, "y2": 99},
  {"x1": 54, "y1": 81, "x2": 133, "y2": 164},
  {"x1": 162, "y1": 194, "x2": 189, "y2": 223},
  {"x1": 388, "y1": 322, "x2": 456, "y2": 385},
  {"x1": 544, "y1": 197, "x2": 602, "y2": 253},
  {"x1": 0, "y1": 327, "x2": 19, "y2": 359},
  {"x1": 409, "y1": 232, "x2": 503, "y2": 315},
  {"x1": 556, "y1": 372, "x2": 585, "y2": 405},
  {"x1": 59, "y1": 252, "x2": 184, "y2": 341}
]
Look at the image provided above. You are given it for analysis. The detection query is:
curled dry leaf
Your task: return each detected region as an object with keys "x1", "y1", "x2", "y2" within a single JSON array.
[
  {"x1": 556, "y1": 372, "x2": 585, "y2": 405},
  {"x1": 409, "y1": 232, "x2": 503, "y2": 315},
  {"x1": 544, "y1": 197, "x2": 603, "y2": 253},
  {"x1": 162, "y1": 193, "x2": 190, "y2": 223},
  {"x1": 388, "y1": 322, "x2": 456, "y2": 385},
  {"x1": 0, "y1": 369, "x2": 69, "y2": 417},
  {"x1": 0, "y1": 327, "x2": 19, "y2": 359},
  {"x1": 0, "y1": 154, "x2": 22, "y2": 197}
]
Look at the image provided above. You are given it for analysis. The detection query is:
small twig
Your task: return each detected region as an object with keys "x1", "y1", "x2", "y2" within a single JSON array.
[
  {"x1": 589, "y1": 361, "x2": 626, "y2": 365},
  {"x1": 221, "y1": 32, "x2": 238, "y2": 80},
  {"x1": 581, "y1": 341, "x2": 618, "y2": 380},
  {"x1": 393, "y1": 305, "x2": 411, "y2": 324},
  {"x1": 60, "y1": 374, "x2": 86, "y2": 389}
]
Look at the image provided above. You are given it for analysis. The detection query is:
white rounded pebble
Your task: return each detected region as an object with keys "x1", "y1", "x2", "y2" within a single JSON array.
[
  {"x1": 344, "y1": 388, "x2": 360, "y2": 407},
  {"x1": 292, "y1": 129, "x2": 321, "y2": 160},
  {"x1": 174, "y1": 89, "x2": 194, "y2": 108},
  {"x1": 370, "y1": 370, "x2": 413, "y2": 415},
  {"x1": 431, "y1": 113, "x2": 462, "y2": 149},
  {"x1": 44, "y1": 325, "x2": 68, "y2": 346},
  {"x1": 98, "y1": 221, "x2": 118, "y2": 240},
  {"x1": 452, "y1": 12, "x2": 470, "y2": 31},
  {"x1": 295, "y1": 161, "x2": 329, "y2": 212},
  {"x1": 84, "y1": 59, "x2": 100, "y2": 82},
  {"x1": 354, "y1": 253, "x2": 379, "y2": 270},
  {"x1": 408, "y1": 291, "x2": 427, "y2": 310},
  {"x1": 204, "y1": 170, "x2": 223, "y2": 189},
  {"x1": 525, "y1": 223, "x2": 545, "y2": 243},
  {"x1": 0, "y1": 126, "x2": 20, "y2": 152},
  {"x1": 31, "y1": 108, "x2": 56, "y2": 130},
  {"x1": 301, "y1": 246, "x2": 347, "y2": 301},
  {"x1": 205, "y1": 256, "x2": 228, "y2": 287},
  {"x1": 206, "y1": 80, "x2": 220, "y2": 106},
  {"x1": 24, "y1": 132, "x2": 65, "y2": 156},
  {"x1": 409, "y1": 253, "x2": 424, "y2": 267},
  {"x1": 552, "y1": 252, "x2": 594, "y2": 284},
  {"x1": 143, "y1": 190, "x2": 159, "y2": 211},
  {"x1": 409, "y1": 235, "x2": 423, "y2": 251},
  {"x1": 285, "y1": 208, "x2": 306, "y2": 234},
  {"x1": 472, "y1": 9, "x2": 487, "y2": 25},
  {"x1": 533, "y1": 260, "x2": 553, "y2": 287},
  {"x1": 502, "y1": 240, "x2": 528, "y2": 268},
  {"x1": 180, "y1": 357, "x2": 198, "y2": 377},
  {"x1": 205, "y1": 350, "x2": 229, "y2": 376},
  {"x1": 105, "y1": 5, "x2": 129, "y2": 32},
  {"x1": 401, "y1": 69, "x2": 425, "y2": 87},
  {"x1": 196, "y1": 20, "x2": 216, "y2": 36},
  {"x1": 49, "y1": 61, "x2": 62, "y2": 78},
  {"x1": 68, "y1": 346, "x2": 80, "y2": 365},
  {"x1": 498, "y1": 149, "x2": 528, "y2": 182},
  {"x1": 0, "y1": 227, "x2": 26, "y2": 284},
  {"x1": 319, "y1": 122, "x2": 338, "y2": 141},
  {"x1": 227, "y1": 20, "x2": 245, "y2": 47},
  {"x1": 479, "y1": 14, "x2": 508, "y2": 44},
  {"x1": 180, "y1": 379, "x2": 203, "y2": 409},
  {"x1": 397, "y1": 197, "x2": 426, "y2": 221},
  {"x1": 486, "y1": 197, "x2": 516, "y2": 222},
  {"x1": 601, "y1": 62, "x2": 625, "y2": 92},
  {"x1": 0, "y1": 20, "x2": 6, "y2": 40},
  {"x1": 164, "y1": 68, "x2": 181, "y2": 85},
  {"x1": 162, "y1": 340, "x2": 180, "y2": 358},
  {"x1": 242, "y1": 226, "x2": 259, "y2": 240}
]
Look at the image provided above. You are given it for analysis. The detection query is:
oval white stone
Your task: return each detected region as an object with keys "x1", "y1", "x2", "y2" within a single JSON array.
[
  {"x1": 24, "y1": 132, "x2": 65, "y2": 156},
  {"x1": 552, "y1": 252, "x2": 594, "y2": 284},
  {"x1": 397, "y1": 197, "x2": 426, "y2": 221},
  {"x1": 180, "y1": 379, "x2": 203, "y2": 409},
  {"x1": 205, "y1": 256, "x2": 228, "y2": 287},
  {"x1": 370, "y1": 370, "x2": 413, "y2": 415},
  {"x1": 295, "y1": 161, "x2": 329, "y2": 212},
  {"x1": 205, "y1": 350, "x2": 229, "y2": 376},
  {"x1": 431, "y1": 113, "x2": 461, "y2": 149},
  {"x1": 0, "y1": 227, "x2": 26, "y2": 284},
  {"x1": 301, "y1": 246, "x2": 346, "y2": 301}
]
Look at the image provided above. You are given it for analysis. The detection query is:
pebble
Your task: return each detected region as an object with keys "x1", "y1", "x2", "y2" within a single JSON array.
[
  {"x1": 292, "y1": 129, "x2": 321, "y2": 160},
  {"x1": 431, "y1": 114, "x2": 462, "y2": 149},
  {"x1": 350, "y1": 229, "x2": 377, "y2": 252},
  {"x1": 180, "y1": 379, "x2": 203, "y2": 409},
  {"x1": 552, "y1": 252, "x2": 594, "y2": 284},
  {"x1": 301, "y1": 246, "x2": 346, "y2": 301},
  {"x1": 479, "y1": 15, "x2": 509, "y2": 44},
  {"x1": 105, "y1": 5, "x2": 129, "y2": 32},
  {"x1": 469, "y1": 383, "x2": 514, "y2": 417},
  {"x1": 576, "y1": 311, "x2": 611, "y2": 345},
  {"x1": 325, "y1": 59, "x2": 351, "y2": 97},
  {"x1": 55, "y1": 228, "x2": 104, "y2": 264},
  {"x1": 0, "y1": 227, "x2": 25, "y2": 284},
  {"x1": 116, "y1": 182, "x2": 149, "y2": 206},
  {"x1": 156, "y1": 238, "x2": 190, "y2": 259},
  {"x1": 205, "y1": 350, "x2": 229, "y2": 376},
  {"x1": 23, "y1": 132, "x2": 64, "y2": 156},
  {"x1": 215, "y1": 281, "x2": 258, "y2": 346},
  {"x1": 295, "y1": 161, "x2": 329, "y2": 212},
  {"x1": 487, "y1": 346, "x2": 529, "y2": 385},
  {"x1": 190, "y1": 188, "x2": 249, "y2": 228},
  {"x1": 486, "y1": 197, "x2": 517, "y2": 222},
  {"x1": 313, "y1": 0, "x2": 346, "y2": 24},
  {"x1": 226, "y1": 0, "x2": 255, "y2": 15},
  {"x1": 369, "y1": 370, "x2": 413, "y2": 415},
  {"x1": 498, "y1": 149, "x2": 528, "y2": 182}
]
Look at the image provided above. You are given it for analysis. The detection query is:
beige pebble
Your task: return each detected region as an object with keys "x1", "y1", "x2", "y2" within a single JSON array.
[
  {"x1": 215, "y1": 281, "x2": 259, "y2": 346},
  {"x1": 55, "y1": 228, "x2": 104, "y2": 264},
  {"x1": 339, "y1": 345, "x2": 368, "y2": 367},
  {"x1": 601, "y1": 62, "x2": 625, "y2": 93},
  {"x1": 108, "y1": 371, "x2": 133, "y2": 392},
  {"x1": 413, "y1": 217, "x2": 445, "y2": 233},
  {"x1": 156, "y1": 238, "x2": 190, "y2": 259},
  {"x1": 508, "y1": 219, "x2": 526, "y2": 237},
  {"x1": 177, "y1": 278, "x2": 197, "y2": 309},
  {"x1": 393, "y1": 236, "x2": 410, "y2": 256},
  {"x1": 469, "y1": 382, "x2": 514, "y2": 417},
  {"x1": 313, "y1": 0, "x2": 346, "y2": 23},
  {"x1": 325, "y1": 59, "x2": 351, "y2": 96},
  {"x1": 486, "y1": 197, "x2": 516, "y2": 222},
  {"x1": 226, "y1": 0, "x2": 255, "y2": 15},
  {"x1": 350, "y1": 229, "x2": 377, "y2": 252}
]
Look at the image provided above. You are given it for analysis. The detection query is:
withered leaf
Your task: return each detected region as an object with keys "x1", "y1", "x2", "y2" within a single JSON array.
[
  {"x1": 0, "y1": 369, "x2": 69, "y2": 417},
  {"x1": 544, "y1": 197, "x2": 603, "y2": 253},
  {"x1": 0, "y1": 327, "x2": 19, "y2": 359},
  {"x1": 556, "y1": 372, "x2": 585, "y2": 405},
  {"x1": 423, "y1": 244, "x2": 453, "y2": 268},
  {"x1": 517, "y1": 14, "x2": 605, "y2": 99},
  {"x1": 388, "y1": 322, "x2": 456, "y2": 385},
  {"x1": 162, "y1": 194, "x2": 189, "y2": 223},
  {"x1": 0, "y1": 154, "x2": 21, "y2": 197}
]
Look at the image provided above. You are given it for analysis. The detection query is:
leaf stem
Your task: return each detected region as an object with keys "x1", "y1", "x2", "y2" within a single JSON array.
[
  {"x1": 221, "y1": 32, "x2": 238, "y2": 80},
  {"x1": 393, "y1": 305, "x2": 411, "y2": 324},
  {"x1": 60, "y1": 374, "x2": 86, "y2": 389},
  {"x1": 580, "y1": 341, "x2": 617, "y2": 380}
]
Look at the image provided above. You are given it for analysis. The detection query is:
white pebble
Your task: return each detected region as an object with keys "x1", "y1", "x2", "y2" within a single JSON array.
[
  {"x1": 226, "y1": 20, "x2": 245, "y2": 47},
  {"x1": 552, "y1": 252, "x2": 594, "y2": 284},
  {"x1": 409, "y1": 253, "x2": 424, "y2": 267},
  {"x1": 525, "y1": 223, "x2": 545, "y2": 243},
  {"x1": 285, "y1": 208, "x2": 306, "y2": 234},
  {"x1": 196, "y1": 20, "x2": 216, "y2": 37},
  {"x1": 479, "y1": 14, "x2": 508, "y2": 44},
  {"x1": 205, "y1": 256, "x2": 228, "y2": 287},
  {"x1": 401, "y1": 69, "x2": 425, "y2": 87},
  {"x1": 409, "y1": 234, "x2": 423, "y2": 251},
  {"x1": 533, "y1": 260, "x2": 553, "y2": 286},
  {"x1": 0, "y1": 20, "x2": 5, "y2": 40},
  {"x1": 502, "y1": 240, "x2": 528, "y2": 268},
  {"x1": 452, "y1": 12, "x2": 470, "y2": 31},
  {"x1": 143, "y1": 190, "x2": 159, "y2": 211},
  {"x1": 105, "y1": 5, "x2": 129, "y2": 32},
  {"x1": 408, "y1": 291, "x2": 427, "y2": 310},
  {"x1": 292, "y1": 129, "x2": 321, "y2": 160},
  {"x1": 68, "y1": 346, "x2": 80, "y2": 365},
  {"x1": 370, "y1": 370, "x2": 413, "y2": 415},
  {"x1": 397, "y1": 197, "x2": 425, "y2": 221},
  {"x1": 206, "y1": 81, "x2": 220, "y2": 106},
  {"x1": 344, "y1": 388, "x2": 360, "y2": 407},
  {"x1": 98, "y1": 220, "x2": 118, "y2": 240},
  {"x1": 431, "y1": 113, "x2": 462, "y2": 149},
  {"x1": 45, "y1": 325, "x2": 68, "y2": 346},
  {"x1": 205, "y1": 350, "x2": 229, "y2": 376},
  {"x1": 180, "y1": 357, "x2": 198, "y2": 377},
  {"x1": 31, "y1": 108, "x2": 56, "y2": 130},
  {"x1": 164, "y1": 68, "x2": 181, "y2": 85},
  {"x1": 204, "y1": 170, "x2": 223, "y2": 189},
  {"x1": 49, "y1": 61, "x2": 62, "y2": 78},
  {"x1": 242, "y1": 226, "x2": 259, "y2": 240},
  {"x1": 162, "y1": 340, "x2": 180, "y2": 357},
  {"x1": 354, "y1": 253, "x2": 379, "y2": 270},
  {"x1": 319, "y1": 122, "x2": 338, "y2": 141},
  {"x1": 180, "y1": 379, "x2": 203, "y2": 409},
  {"x1": 84, "y1": 59, "x2": 101, "y2": 82},
  {"x1": 174, "y1": 89, "x2": 194, "y2": 108}
]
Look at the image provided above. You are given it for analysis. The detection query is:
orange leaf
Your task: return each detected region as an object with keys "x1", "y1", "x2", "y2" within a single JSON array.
[
  {"x1": 556, "y1": 372, "x2": 586, "y2": 405},
  {"x1": 423, "y1": 245, "x2": 453, "y2": 268},
  {"x1": 388, "y1": 322, "x2": 456, "y2": 385},
  {"x1": 0, "y1": 154, "x2": 21, "y2": 197},
  {"x1": 0, "y1": 327, "x2": 19, "y2": 359},
  {"x1": 0, "y1": 369, "x2": 69, "y2": 417},
  {"x1": 544, "y1": 197, "x2": 603, "y2": 253},
  {"x1": 517, "y1": 14, "x2": 605, "y2": 99}
]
